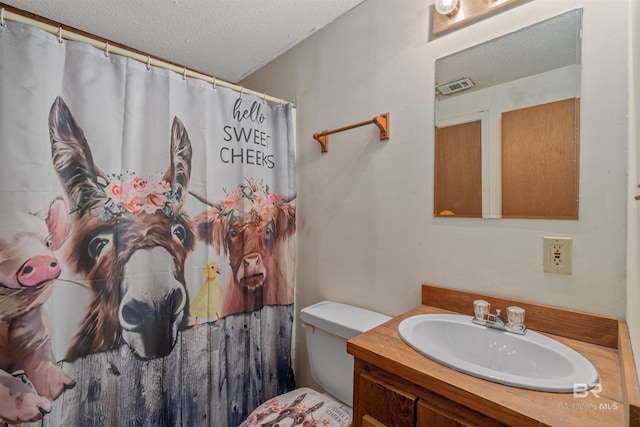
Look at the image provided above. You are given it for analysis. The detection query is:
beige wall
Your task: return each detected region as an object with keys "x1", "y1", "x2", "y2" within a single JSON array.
[
  {"x1": 242, "y1": 0, "x2": 632, "y2": 389},
  {"x1": 628, "y1": 0, "x2": 640, "y2": 383}
]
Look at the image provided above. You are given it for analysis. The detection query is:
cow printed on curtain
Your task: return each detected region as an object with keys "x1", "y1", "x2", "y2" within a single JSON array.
[{"x1": 193, "y1": 178, "x2": 296, "y2": 318}]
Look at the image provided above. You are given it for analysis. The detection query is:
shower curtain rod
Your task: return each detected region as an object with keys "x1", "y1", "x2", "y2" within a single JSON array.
[{"x1": 0, "y1": 6, "x2": 294, "y2": 106}]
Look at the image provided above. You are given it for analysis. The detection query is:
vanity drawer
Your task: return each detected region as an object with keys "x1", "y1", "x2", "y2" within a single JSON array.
[{"x1": 416, "y1": 393, "x2": 507, "y2": 427}]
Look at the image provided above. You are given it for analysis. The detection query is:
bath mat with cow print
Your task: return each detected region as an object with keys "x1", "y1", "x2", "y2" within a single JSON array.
[{"x1": 240, "y1": 387, "x2": 352, "y2": 427}]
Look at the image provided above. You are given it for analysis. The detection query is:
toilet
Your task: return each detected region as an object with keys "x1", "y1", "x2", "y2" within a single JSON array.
[{"x1": 241, "y1": 301, "x2": 390, "y2": 427}]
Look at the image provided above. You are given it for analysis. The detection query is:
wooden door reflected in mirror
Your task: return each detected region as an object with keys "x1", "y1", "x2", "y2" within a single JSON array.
[
  {"x1": 434, "y1": 121, "x2": 482, "y2": 217},
  {"x1": 502, "y1": 98, "x2": 579, "y2": 219}
]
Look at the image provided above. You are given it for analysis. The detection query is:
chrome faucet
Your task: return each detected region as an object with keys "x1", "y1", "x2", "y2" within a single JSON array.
[
  {"x1": 472, "y1": 303, "x2": 527, "y2": 335},
  {"x1": 487, "y1": 308, "x2": 507, "y2": 325}
]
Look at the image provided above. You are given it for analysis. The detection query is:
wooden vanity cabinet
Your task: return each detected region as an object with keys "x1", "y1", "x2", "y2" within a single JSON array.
[
  {"x1": 353, "y1": 360, "x2": 508, "y2": 427},
  {"x1": 348, "y1": 286, "x2": 638, "y2": 426}
]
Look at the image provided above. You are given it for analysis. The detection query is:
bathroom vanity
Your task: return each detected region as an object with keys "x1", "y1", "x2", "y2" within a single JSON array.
[{"x1": 347, "y1": 285, "x2": 640, "y2": 426}]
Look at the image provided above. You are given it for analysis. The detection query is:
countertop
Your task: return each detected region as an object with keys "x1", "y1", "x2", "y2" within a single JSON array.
[{"x1": 347, "y1": 285, "x2": 640, "y2": 426}]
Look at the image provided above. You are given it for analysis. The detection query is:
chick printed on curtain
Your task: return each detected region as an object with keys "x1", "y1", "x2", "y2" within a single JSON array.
[{"x1": 0, "y1": 21, "x2": 295, "y2": 426}]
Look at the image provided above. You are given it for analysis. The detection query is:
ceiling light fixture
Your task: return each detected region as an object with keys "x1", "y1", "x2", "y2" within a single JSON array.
[
  {"x1": 434, "y1": 0, "x2": 460, "y2": 16},
  {"x1": 432, "y1": 0, "x2": 525, "y2": 36}
]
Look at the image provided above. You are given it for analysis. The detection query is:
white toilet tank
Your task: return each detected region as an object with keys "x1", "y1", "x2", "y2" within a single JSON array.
[{"x1": 300, "y1": 301, "x2": 391, "y2": 407}]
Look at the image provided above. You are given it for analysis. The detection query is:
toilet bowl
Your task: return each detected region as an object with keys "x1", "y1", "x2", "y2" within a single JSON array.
[{"x1": 241, "y1": 301, "x2": 390, "y2": 427}]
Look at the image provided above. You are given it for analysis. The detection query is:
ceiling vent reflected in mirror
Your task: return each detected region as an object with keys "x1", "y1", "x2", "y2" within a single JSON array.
[{"x1": 437, "y1": 77, "x2": 475, "y2": 96}]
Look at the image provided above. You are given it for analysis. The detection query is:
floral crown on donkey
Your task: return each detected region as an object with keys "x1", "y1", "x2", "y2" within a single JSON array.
[{"x1": 72, "y1": 171, "x2": 185, "y2": 220}]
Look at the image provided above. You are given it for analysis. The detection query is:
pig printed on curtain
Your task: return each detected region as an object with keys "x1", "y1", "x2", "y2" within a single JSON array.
[{"x1": 0, "y1": 21, "x2": 295, "y2": 426}]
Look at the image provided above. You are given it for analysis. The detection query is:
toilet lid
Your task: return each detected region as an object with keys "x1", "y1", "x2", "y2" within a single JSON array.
[{"x1": 240, "y1": 387, "x2": 352, "y2": 427}]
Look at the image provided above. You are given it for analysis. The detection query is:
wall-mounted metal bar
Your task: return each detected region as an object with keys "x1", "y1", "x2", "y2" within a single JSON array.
[{"x1": 313, "y1": 113, "x2": 390, "y2": 153}]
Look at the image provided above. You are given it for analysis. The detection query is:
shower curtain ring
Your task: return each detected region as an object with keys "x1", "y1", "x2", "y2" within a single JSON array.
[
  {"x1": 240, "y1": 87, "x2": 244, "y2": 98},
  {"x1": 57, "y1": 26, "x2": 64, "y2": 44},
  {"x1": 182, "y1": 67, "x2": 187, "y2": 80},
  {"x1": 0, "y1": 8, "x2": 6, "y2": 27},
  {"x1": 146, "y1": 56, "x2": 151, "y2": 70},
  {"x1": 104, "y1": 42, "x2": 110, "y2": 58},
  {"x1": 262, "y1": 93, "x2": 268, "y2": 104},
  {"x1": 211, "y1": 77, "x2": 217, "y2": 90}
]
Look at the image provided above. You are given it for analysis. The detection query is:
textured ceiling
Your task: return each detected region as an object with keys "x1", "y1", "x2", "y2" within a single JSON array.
[{"x1": 1, "y1": 0, "x2": 365, "y2": 83}]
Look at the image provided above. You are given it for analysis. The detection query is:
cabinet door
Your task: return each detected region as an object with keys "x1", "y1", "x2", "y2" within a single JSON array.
[
  {"x1": 358, "y1": 373, "x2": 416, "y2": 427},
  {"x1": 416, "y1": 399, "x2": 507, "y2": 427}
]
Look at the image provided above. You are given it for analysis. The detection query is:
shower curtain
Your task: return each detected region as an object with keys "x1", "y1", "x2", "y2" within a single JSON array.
[{"x1": 0, "y1": 21, "x2": 295, "y2": 426}]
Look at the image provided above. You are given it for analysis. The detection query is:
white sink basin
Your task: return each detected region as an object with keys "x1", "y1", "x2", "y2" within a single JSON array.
[{"x1": 397, "y1": 313, "x2": 599, "y2": 393}]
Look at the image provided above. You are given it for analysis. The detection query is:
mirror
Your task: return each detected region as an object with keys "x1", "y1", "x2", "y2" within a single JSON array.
[{"x1": 434, "y1": 9, "x2": 582, "y2": 219}]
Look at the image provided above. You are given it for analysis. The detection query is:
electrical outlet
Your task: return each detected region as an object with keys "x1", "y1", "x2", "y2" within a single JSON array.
[{"x1": 543, "y1": 237, "x2": 572, "y2": 274}]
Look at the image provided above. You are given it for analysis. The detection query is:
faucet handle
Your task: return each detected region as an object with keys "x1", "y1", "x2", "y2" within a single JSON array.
[
  {"x1": 473, "y1": 300, "x2": 490, "y2": 320},
  {"x1": 506, "y1": 306, "x2": 526, "y2": 331},
  {"x1": 495, "y1": 309, "x2": 501, "y2": 317}
]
